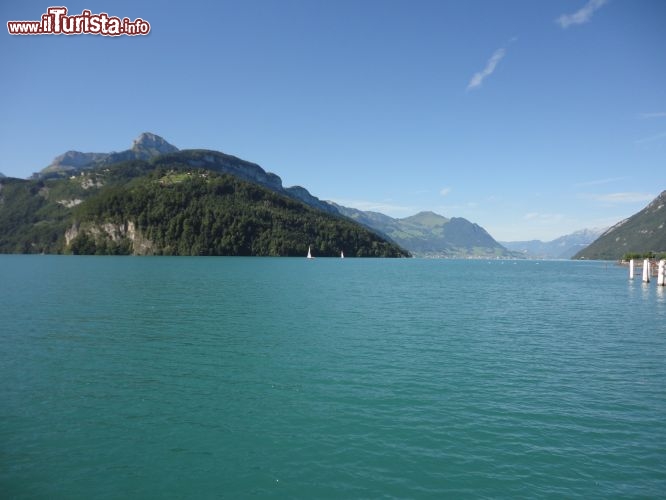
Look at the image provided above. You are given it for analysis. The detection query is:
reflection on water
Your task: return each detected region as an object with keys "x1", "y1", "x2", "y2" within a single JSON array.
[{"x1": 656, "y1": 285, "x2": 666, "y2": 305}]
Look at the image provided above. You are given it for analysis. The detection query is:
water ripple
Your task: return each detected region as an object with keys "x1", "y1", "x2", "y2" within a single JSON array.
[{"x1": 1, "y1": 257, "x2": 665, "y2": 498}]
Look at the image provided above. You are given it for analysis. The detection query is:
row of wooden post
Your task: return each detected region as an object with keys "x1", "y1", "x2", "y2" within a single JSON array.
[{"x1": 629, "y1": 258, "x2": 665, "y2": 286}]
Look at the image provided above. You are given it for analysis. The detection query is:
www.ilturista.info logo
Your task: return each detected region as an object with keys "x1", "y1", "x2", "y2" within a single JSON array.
[{"x1": 7, "y1": 7, "x2": 150, "y2": 36}]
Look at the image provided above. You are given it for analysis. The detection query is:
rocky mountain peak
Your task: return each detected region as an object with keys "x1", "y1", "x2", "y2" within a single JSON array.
[{"x1": 131, "y1": 132, "x2": 178, "y2": 155}]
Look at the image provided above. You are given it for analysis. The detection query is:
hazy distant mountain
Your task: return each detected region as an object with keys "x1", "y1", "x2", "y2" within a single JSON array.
[
  {"x1": 574, "y1": 190, "x2": 666, "y2": 260},
  {"x1": 36, "y1": 132, "x2": 179, "y2": 179},
  {"x1": 330, "y1": 205, "x2": 518, "y2": 258},
  {"x1": 501, "y1": 228, "x2": 605, "y2": 259},
  {"x1": 0, "y1": 172, "x2": 5, "y2": 179}
]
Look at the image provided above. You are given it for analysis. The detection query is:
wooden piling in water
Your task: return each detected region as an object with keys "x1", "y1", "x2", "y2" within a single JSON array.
[{"x1": 643, "y1": 259, "x2": 650, "y2": 283}]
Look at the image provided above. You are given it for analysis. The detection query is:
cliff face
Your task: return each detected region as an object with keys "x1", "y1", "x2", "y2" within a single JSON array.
[
  {"x1": 65, "y1": 221, "x2": 154, "y2": 255},
  {"x1": 176, "y1": 150, "x2": 284, "y2": 191}
]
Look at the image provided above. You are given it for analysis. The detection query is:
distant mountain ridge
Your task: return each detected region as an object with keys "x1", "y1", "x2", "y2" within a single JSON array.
[
  {"x1": 331, "y1": 205, "x2": 518, "y2": 258},
  {"x1": 36, "y1": 132, "x2": 179, "y2": 178},
  {"x1": 574, "y1": 190, "x2": 666, "y2": 260},
  {"x1": 501, "y1": 228, "x2": 605, "y2": 259}
]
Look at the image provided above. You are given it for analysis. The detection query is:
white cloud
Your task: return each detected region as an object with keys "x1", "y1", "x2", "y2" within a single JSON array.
[
  {"x1": 467, "y1": 47, "x2": 507, "y2": 91},
  {"x1": 439, "y1": 187, "x2": 452, "y2": 197},
  {"x1": 523, "y1": 212, "x2": 564, "y2": 223},
  {"x1": 556, "y1": 0, "x2": 607, "y2": 29},
  {"x1": 638, "y1": 112, "x2": 666, "y2": 119},
  {"x1": 329, "y1": 198, "x2": 415, "y2": 217},
  {"x1": 584, "y1": 192, "x2": 655, "y2": 204}
]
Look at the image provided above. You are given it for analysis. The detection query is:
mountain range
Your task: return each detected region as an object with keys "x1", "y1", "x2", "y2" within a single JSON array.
[
  {"x1": 7, "y1": 132, "x2": 660, "y2": 259},
  {"x1": 13, "y1": 133, "x2": 516, "y2": 257},
  {"x1": 501, "y1": 228, "x2": 606, "y2": 260}
]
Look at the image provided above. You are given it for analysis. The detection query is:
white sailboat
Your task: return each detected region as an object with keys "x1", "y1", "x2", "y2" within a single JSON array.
[
  {"x1": 340, "y1": 250, "x2": 344, "y2": 259},
  {"x1": 307, "y1": 246, "x2": 314, "y2": 259}
]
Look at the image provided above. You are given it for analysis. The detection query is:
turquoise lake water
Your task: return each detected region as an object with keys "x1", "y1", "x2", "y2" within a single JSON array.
[{"x1": 1, "y1": 256, "x2": 665, "y2": 498}]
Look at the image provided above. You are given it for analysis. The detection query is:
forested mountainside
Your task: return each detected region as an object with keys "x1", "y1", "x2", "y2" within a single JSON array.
[{"x1": 0, "y1": 159, "x2": 408, "y2": 257}]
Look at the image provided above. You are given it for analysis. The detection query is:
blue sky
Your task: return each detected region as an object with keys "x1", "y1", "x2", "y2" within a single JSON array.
[{"x1": 1, "y1": 0, "x2": 665, "y2": 241}]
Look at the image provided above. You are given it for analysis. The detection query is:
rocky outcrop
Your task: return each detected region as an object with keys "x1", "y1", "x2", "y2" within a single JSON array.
[
  {"x1": 57, "y1": 199, "x2": 83, "y2": 208},
  {"x1": 65, "y1": 221, "x2": 154, "y2": 255},
  {"x1": 131, "y1": 132, "x2": 178, "y2": 157}
]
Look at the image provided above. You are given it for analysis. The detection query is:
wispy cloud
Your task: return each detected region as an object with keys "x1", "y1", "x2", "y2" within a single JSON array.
[
  {"x1": 634, "y1": 131, "x2": 666, "y2": 145},
  {"x1": 638, "y1": 112, "x2": 666, "y2": 119},
  {"x1": 574, "y1": 177, "x2": 627, "y2": 188},
  {"x1": 556, "y1": 0, "x2": 608, "y2": 29},
  {"x1": 583, "y1": 192, "x2": 655, "y2": 204},
  {"x1": 467, "y1": 47, "x2": 507, "y2": 91},
  {"x1": 523, "y1": 212, "x2": 564, "y2": 224},
  {"x1": 329, "y1": 198, "x2": 415, "y2": 216},
  {"x1": 439, "y1": 187, "x2": 452, "y2": 197}
]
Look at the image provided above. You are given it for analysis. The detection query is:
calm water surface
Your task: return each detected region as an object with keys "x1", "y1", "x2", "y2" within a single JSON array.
[{"x1": 1, "y1": 256, "x2": 665, "y2": 498}]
